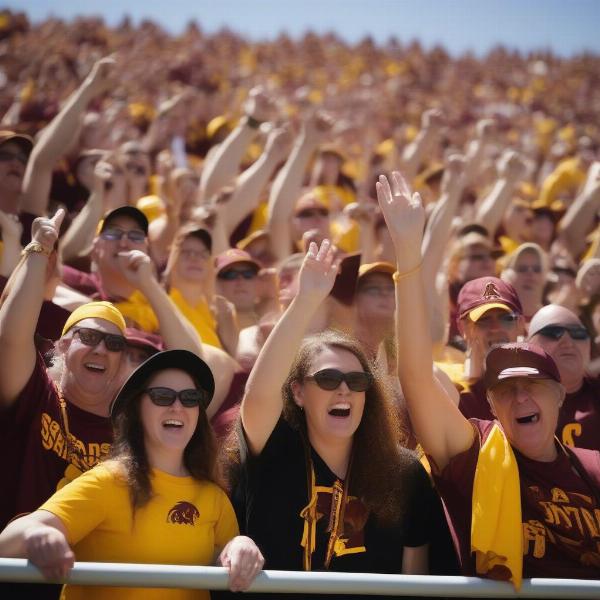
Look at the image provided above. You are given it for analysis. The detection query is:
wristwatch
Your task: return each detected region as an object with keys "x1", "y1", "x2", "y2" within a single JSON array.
[{"x1": 21, "y1": 241, "x2": 52, "y2": 258}]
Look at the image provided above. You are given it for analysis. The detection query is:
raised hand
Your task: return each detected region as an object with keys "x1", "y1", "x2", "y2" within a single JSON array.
[
  {"x1": 441, "y1": 154, "x2": 466, "y2": 197},
  {"x1": 244, "y1": 86, "x2": 275, "y2": 123},
  {"x1": 31, "y1": 208, "x2": 65, "y2": 254},
  {"x1": 264, "y1": 124, "x2": 293, "y2": 158},
  {"x1": 23, "y1": 525, "x2": 75, "y2": 581},
  {"x1": 84, "y1": 56, "x2": 117, "y2": 97},
  {"x1": 302, "y1": 110, "x2": 335, "y2": 147},
  {"x1": 116, "y1": 250, "x2": 155, "y2": 289},
  {"x1": 218, "y1": 535, "x2": 264, "y2": 592},
  {"x1": 296, "y1": 239, "x2": 337, "y2": 305},
  {"x1": 475, "y1": 118, "x2": 496, "y2": 142},
  {"x1": 497, "y1": 149, "x2": 526, "y2": 182},
  {"x1": 375, "y1": 172, "x2": 425, "y2": 272},
  {"x1": 421, "y1": 108, "x2": 444, "y2": 131}
]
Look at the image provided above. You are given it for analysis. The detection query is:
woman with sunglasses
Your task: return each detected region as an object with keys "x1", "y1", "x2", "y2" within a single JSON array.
[
  {"x1": 0, "y1": 349, "x2": 264, "y2": 599},
  {"x1": 163, "y1": 223, "x2": 238, "y2": 355},
  {"x1": 230, "y1": 239, "x2": 446, "y2": 599}
]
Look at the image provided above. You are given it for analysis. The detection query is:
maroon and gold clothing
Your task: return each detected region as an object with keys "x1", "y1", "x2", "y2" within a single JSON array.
[
  {"x1": 558, "y1": 377, "x2": 600, "y2": 452},
  {"x1": 0, "y1": 353, "x2": 112, "y2": 529},
  {"x1": 457, "y1": 377, "x2": 494, "y2": 421},
  {"x1": 432, "y1": 418, "x2": 600, "y2": 579}
]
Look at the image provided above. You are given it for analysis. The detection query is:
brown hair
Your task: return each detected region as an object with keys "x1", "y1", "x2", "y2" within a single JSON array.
[
  {"x1": 281, "y1": 330, "x2": 413, "y2": 525},
  {"x1": 108, "y1": 373, "x2": 222, "y2": 511}
]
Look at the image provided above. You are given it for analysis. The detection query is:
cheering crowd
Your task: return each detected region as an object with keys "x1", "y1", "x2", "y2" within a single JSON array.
[{"x1": 0, "y1": 10, "x2": 600, "y2": 599}]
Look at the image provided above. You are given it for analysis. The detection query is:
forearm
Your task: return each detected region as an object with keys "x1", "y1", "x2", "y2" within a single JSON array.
[
  {"x1": 401, "y1": 129, "x2": 436, "y2": 182},
  {"x1": 558, "y1": 189, "x2": 600, "y2": 257},
  {"x1": 474, "y1": 178, "x2": 515, "y2": 235},
  {"x1": 148, "y1": 213, "x2": 179, "y2": 266},
  {"x1": 224, "y1": 153, "x2": 278, "y2": 235},
  {"x1": 139, "y1": 278, "x2": 203, "y2": 356},
  {"x1": 0, "y1": 234, "x2": 22, "y2": 277},
  {"x1": 60, "y1": 191, "x2": 104, "y2": 263},
  {"x1": 200, "y1": 121, "x2": 257, "y2": 201}
]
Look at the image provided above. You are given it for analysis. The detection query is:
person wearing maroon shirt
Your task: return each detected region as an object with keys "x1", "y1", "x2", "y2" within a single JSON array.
[
  {"x1": 379, "y1": 170, "x2": 600, "y2": 582},
  {"x1": 528, "y1": 304, "x2": 600, "y2": 451},
  {"x1": 446, "y1": 276, "x2": 525, "y2": 420}
]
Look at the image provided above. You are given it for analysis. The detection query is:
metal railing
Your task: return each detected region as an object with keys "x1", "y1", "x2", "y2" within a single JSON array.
[{"x1": 1, "y1": 559, "x2": 600, "y2": 598}]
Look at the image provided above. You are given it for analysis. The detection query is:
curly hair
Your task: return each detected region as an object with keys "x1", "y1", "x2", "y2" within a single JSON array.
[
  {"x1": 280, "y1": 330, "x2": 414, "y2": 525},
  {"x1": 108, "y1": 373, "x2": 222, "y2": 512}
]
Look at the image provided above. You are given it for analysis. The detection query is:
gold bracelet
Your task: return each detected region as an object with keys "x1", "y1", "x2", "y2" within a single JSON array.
[
  {"x1": 393, "y1": 262, "x2": 422, "y2": 282},
  {"x1": 21, "y1": 241, "x2": 52, "y2": 258}
]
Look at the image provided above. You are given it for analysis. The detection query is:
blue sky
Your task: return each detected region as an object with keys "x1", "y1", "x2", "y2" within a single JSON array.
[{"x1": 12, "y1": 0, "x2": 600, "y2": 57}]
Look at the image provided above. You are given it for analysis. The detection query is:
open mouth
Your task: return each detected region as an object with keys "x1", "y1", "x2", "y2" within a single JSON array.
[
  {"x1": 516, "y1": 413, "x2": 539, "y2": 424},
  {"x1": 328, "y1": 403, "x2": 351, "y2": 418},
  {"x1": 84, "y1": 362, "x2": 106, "y2": 374},
  {"x1": 163, "y1": 419, "x2": 184, "y2": 429}
]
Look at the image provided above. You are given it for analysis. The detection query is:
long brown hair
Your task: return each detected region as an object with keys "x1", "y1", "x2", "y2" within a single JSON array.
[
  {"x1": 281, "y1": 330, "x2": 413, "y2": 525},
  {"x1": 108, "y1": 373, "x2": 222, "y2": 511}
]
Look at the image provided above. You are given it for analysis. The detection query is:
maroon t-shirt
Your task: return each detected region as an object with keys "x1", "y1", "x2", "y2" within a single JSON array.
[
  {"x1": 432, "y1": 418, "x2": 600, "y2": 579},
  {"x1": 458, "y1": 377, "x2": 495, "y2": 421},
  {"x1": 557, "y1": 377, "x2": 600, "y2": 452},
  {"x1": 1, "y1": 354, "x2": 112, "y2": 529},
  {"x1": 61, "y1": 265, "x2": 102, "y2": 297}
]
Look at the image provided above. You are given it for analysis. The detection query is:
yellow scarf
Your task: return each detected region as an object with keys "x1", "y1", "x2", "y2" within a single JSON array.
[{"x1": 471, "y1": 423, "x2": 523, "y2": 589}]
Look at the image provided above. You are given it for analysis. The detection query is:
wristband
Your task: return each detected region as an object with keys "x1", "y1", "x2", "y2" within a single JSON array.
[
  {"x1": 393, "y1": 262, "x2": 422, "y2": 282},
  {"x1": 21, "y1": 241, "x2": 52, "y2": 258}
]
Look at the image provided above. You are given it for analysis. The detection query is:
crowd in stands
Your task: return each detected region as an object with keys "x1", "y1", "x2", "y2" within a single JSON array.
[{"x1": 0, "y1": 9, "x2": 600, "y2": 598}]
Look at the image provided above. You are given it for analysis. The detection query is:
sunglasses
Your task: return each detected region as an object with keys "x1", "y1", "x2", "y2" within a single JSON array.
[
  {"x1": 145, "y1": 386, "x2": 210, "y2": 408},
  {"x1": 218, "y1": 269, "x2": 257, "y2": 281},
  {"x1": 295, "y1": 208, "x2": 329, "y2": 219},
  {"x1": 515, "y1": 265, "x2": 542, "y2": 274},
  {"x1": 535, "y1": 325, "x2": 590, "y2": 341},
  {"x1": 0, "y1": 150, "x2": 27, "y2": 165},
  {"x1": 100, "y1": 228, "x2": 146, "y2": 243},
  {"x1": 305, "y1": 369, "x2": 373, "y2": 392},
  {"x1": 359, "y1": 285, "x2": 395, "y2": 297},
  {"x1": 72, "y1": 327, "x2": 127, "y2": 352},
  {"x1": 475, "y1": 313, "x2": 519, "y2": 328}
]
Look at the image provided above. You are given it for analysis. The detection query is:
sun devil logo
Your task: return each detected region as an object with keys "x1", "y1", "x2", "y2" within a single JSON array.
[
  {"x1": 482, "y1": 281, "x2": 501, "y2": 300},
  {"x1": 166, "y1": 501, "x2": 200, "y2": 525}
]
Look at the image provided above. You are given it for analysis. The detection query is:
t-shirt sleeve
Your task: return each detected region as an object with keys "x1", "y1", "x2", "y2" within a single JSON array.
[
  {"x1": 213, "y1": 487, "x2": 240, "y2": 551},
  {"x1": 38, "y1": 464, "x2": 115, "y2": 545}
]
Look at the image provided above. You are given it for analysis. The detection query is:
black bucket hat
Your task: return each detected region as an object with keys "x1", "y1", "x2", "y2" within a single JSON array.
[{"x1": 110, "y1": 349, "x2": 215, "y2": 420}]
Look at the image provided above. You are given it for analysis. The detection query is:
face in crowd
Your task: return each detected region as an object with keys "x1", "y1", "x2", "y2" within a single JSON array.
[
  {"x1": 0, "y1": 141, "x2": 28, "y2": 195},
  {"x1": 355, "y1": 272, "x2": 395, "y2": 324},
  {"x1": 173, "y1": 235, "x2": 212, "y2": 286},
  {"x1": 217, "y1": 262, "x2": 260, "y2": 312},
  {"x1": 460, "y1": 307, "x2": 524, "y2": 353}
]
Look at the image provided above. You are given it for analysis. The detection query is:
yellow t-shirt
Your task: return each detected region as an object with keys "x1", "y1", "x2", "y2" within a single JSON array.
[
  {"x1": 40, "y1": 463, "x2": 239, "y2": 600},
  {"x1": 168, "y1": 288, "x2": 223, "y2": 349},
  {"x1": 115, "y1": 290, "x2": 159, "y2": 333}
]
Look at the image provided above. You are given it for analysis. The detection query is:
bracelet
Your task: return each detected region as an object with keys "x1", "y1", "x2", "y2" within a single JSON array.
[
  {"x1": 244, "y1": 115, "x2": 262, "y2": 130},
  {"x1": 393, "y1": 262, "x2": 422, "y2": 282},
  {"x1": 21, "y1": 241, "x2": 52, "y2": 258}
]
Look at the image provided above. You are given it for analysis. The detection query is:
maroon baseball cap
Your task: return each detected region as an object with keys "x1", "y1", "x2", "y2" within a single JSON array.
[
  {"x1": 215, "y1": 248, "x2": 260, "y2": 275},
  {"x1": 484, "y1": 342, "x2": 561, "y2": 389},
  {"x1": 125, "y1": 327, "x2": 164, "y2": 354},
  {"x1": 457, "y1": 277, "x2": 522, "y2": 322},
  {"x1": 0, "y1": 130, "x2": 33, "y2": 156}
]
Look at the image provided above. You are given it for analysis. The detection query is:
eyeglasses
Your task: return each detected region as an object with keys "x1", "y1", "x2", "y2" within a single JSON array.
[
  {"x1": 145, "y1": 386, "x2": 210, "y2": 408},
  {"x1": 180, "y1": 248, "x2": 211, "y2": 260},
  {"x1": 535, "y1": 325, "x2": 590, "y2": 341},
  {"x1": 72, "y1": 327, "x2": 127, "y2": 352},
  {"x1": 305, "y1": 369, "x2": 373, "y2": 392},
  {"x1": 218, "y1": 268, "x2": 257, "y2": 281},
  {"x1": 464, "y1": 253, "x2": 492, "y2": 262},
  {"x1": 100, "y1": 228, "x2": 146, "y2": 243},
  {"x1": 475, "y1": 313, "x2": 519, "y2": 329},
  {"x1": 295, "y1": 208, "x2": 329, "y2": 219},
  {"x1": 515, "y1": 265, "x2": 542, "y2": 274},
  {"x1": 359, "y1": 285, "x2": 395, "y2": 297},
  {"x1": 0, "y1": 150, "x2": 28, "y2": 165}
]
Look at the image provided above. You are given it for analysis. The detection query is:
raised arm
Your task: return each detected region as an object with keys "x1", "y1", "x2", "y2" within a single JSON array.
[
  {"x1": 20, "y1": 58, "x2": 116, "y2": 217},
  {"x1": 400, "y1": 109, "x2": 444, "y2": 183},
  {"x1": 376, "y1": 173, "x2": 473, "y2": 470},
  {"x1": 199, "y1": 87, "x2": 273, "y2": 203},
  {"x1": 266, "y1": 112, "x2": 333, "y2": 261},
  {"x1": 0, "y1": 209, "x2": 64, "y2": 407},
  {"x1": 116, "y1": 250, "x2": 203, "y2": 356},
  {"x1": 221, "y1": 125, "x2": 292, "y2": 236},
  {"x1": 241, "y1": 240, "x2": 337, "y2": 455},
  {"x1": 474, "y1": 150, "x2": 526, "y2": 236}
]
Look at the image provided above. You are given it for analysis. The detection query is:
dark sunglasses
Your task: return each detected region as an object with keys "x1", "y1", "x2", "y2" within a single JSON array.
[
  {"x1": 218, "y1": 269, "x2": 257, "y2": 281},
  {"x1": 100, "y1": 228, "x2": 146, "y2": 243},
  {"x1": 535, "y1": 325, "x2": 590, "y2": 341},
  {"x1": 0, "y1": 150, "x2": 27, "y2": 165},
  {"x1": 515, "y1": 265, "x2": 542, "y2": 274},
  {"x1": 295, "y1": 208, "x2": 329, "y2": 219},
  {"x1": 145, "y1": 386, "x2": 210, "y2": 408},
  {"x1": 305, "y1": 369, "x2": 373, "y2": 392},
  {"x1": 72, "y1": 327, "x2": 127, "y2": 352}
]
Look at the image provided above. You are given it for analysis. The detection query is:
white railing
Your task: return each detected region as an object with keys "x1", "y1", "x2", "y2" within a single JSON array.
[{"x1": 1, "y1": 559, "x2": 600, "y2": 598}]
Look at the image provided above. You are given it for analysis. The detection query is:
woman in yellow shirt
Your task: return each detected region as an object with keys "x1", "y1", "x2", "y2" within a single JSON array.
[{"x1": 0, "y1": 350, "x2": 263, "y2": 599}]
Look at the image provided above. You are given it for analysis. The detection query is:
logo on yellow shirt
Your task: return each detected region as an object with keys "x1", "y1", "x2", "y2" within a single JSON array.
[{"x1": 167, "y1": 501, "x2": 200, "y2": 525}]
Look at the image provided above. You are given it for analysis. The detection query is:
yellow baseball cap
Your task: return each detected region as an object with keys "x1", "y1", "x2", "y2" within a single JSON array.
[{"x1": 62, "y1": 301, "x2": 126, "y2": 337}]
